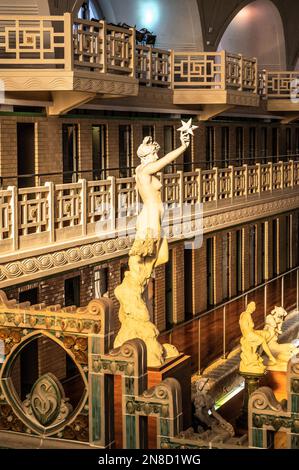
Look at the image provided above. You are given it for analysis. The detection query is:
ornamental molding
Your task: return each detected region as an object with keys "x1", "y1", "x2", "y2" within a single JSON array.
[{"x1": 73, "y1": 76, "x2": 139, "y2": 96}]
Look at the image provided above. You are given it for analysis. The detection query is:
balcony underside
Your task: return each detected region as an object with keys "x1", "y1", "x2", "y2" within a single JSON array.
[
  {"x1": 173, "y1": 89, "x2": 260, "y2": 107},
  {"x1": 0, "y1": 69, "x2": 139, "y2": 115},
  {"x1": 267, "y1": 100, "x2": 299, "y2": 112}
]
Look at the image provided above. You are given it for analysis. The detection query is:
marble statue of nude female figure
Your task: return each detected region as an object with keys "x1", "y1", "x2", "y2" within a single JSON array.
[{"x1": 113, "y1": 120, "x2": 198, "y2": 367}]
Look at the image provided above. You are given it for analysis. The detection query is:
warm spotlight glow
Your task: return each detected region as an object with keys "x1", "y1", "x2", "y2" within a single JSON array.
[{"x1": 139, "y1": 2, "x2": 160, "y2": 29}]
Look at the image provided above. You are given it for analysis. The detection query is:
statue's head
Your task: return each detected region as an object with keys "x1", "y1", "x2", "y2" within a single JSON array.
[
  {"x1": 247, "y1": 301, "x2": 256, "y2": 313},
  {"x1": 271, "y1": 306, "x2": 287, "y2": 322},
  {"x1": 137, "y1": 136, "x2": 160, "y2": 163}
]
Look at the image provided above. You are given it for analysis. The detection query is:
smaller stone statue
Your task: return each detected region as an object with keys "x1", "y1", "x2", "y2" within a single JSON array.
[
  {"x1": 239, "y1": 301, "x2": 277, "y2": 374},
  {"x1": 263, "y1": 306, "x2": 299, "y2": 370}
]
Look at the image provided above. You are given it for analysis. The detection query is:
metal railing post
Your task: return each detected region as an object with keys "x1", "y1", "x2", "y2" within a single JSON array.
[{"x1": 281, "y1": 275, "x2": 284, "y2": 308}]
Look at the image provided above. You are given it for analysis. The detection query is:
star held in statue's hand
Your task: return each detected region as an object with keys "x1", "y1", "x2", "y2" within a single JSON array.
[{"x1": 177, "y1": 118, "x2": 198, "y2": 136}]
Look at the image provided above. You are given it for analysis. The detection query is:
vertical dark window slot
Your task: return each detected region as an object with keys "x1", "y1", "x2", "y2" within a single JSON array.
[
  {"x1": 272, "y1": 219, "x2": 278, "y2": 276},
  {"x1": 249, "y1": 225, "x2": 256, "y2": 287},
  {"x1": 165, "y1": 250, "x2": 173, "y2": 326},
  {"x1": 272, "y1": 128, "x2": 278, "y2": 161},
  {"x1": 206, "y1": 237, "x2": 214, "y2": 307},
  {"x1": 286, "y1": 128, "x2": 292, "y2": 157},
  {"x1": 92, "y1": 125, "x2": 107, "y2": 179},
  {"x1": 222, "y1": 234, "x2": 229, "y2": 300},
  {"x1": 19, "y1": 287, "x2": 38, "y2": 305},
  {"x1": 249, "y1": 127, "x2": 256, "y2": 164},
  {"x1": 295, "y1": 128, "x2": 299, "y2": 157},
  {"x1": 62, "y1": 124, "x2": 78, "y2": 183},
  {"x1": 261, "y1": 223, "x2": 265, "y2": 282},
  {"x1": 164, "y1": 126, "x2": 175, "y2": 173},
  {"x1": 261, "y1": 127, "x2": 267, "y2": 163},
  {"x1": 142, "y1": 125, "x2": 154, "y2": 139},
  {"x1": 236, "y1": 230, "x2": 243, "y2": 293},
  {"x1": 206, "y1": 127, "x2": 214, "y2": 169},
  {"x1": 64, "y1": 276, "x2": 80, "y2": 307},
  {"x1": 121, "y1": 263, "x2": 128, "y2": 281},
  {"x1": 17, "y1": 123, "x2": 35, "y2": 187},
  {"x1": 183, "y1": 137, "x2": 192, "y2": 172},
  {"x1": 236, "y1": 127, "x2": 243, "y2": 166},
  {"x1": 20, "y1": 340, "x2": 38, "y2": 400},
  {"x1": 184, "y1": 249, "x2": 192, "y2": 319},
  {"x1": 119, "y1": 125, "x2": 132, "y2": 178},
  {"x1": 221, "y1": 127, "x2": 229, "y2": 167},
  {"x1": 286, "y1": 215, "x2": 290, "y2": 270}
]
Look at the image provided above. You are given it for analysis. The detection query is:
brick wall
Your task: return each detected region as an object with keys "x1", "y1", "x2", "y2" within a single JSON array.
[
  {"x1": 154, "y1": 264, "x2": 166, "y2": 332},
  {"x1": 0, "y1": 119, "x2": 17, "y2": 186},
  {"x1": 4, "y1": 266, "x2": 93, "y2": 307}
]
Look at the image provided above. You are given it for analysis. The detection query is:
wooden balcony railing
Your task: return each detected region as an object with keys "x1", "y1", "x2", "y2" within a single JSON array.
[
  {"x1": 0, "y1": 160, "x2": 298, "y2": 255},
  {"x1": 136, "y1": 45, "x2": 171, "y2": 87},
  {"x1": 173, "y1": 50, "x2": 258, "y2": 92},
  {"x1": 0, "y1": 14, "x2": 259, "y2": 94},
  {"x1": 0, "y1": 14, "x2": 136, "y2": 77},
  {"x1": 260, "y1": 70, "x2": 299, "y2": 100}
]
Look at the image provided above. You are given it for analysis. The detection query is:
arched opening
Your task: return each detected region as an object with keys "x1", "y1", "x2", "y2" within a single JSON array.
[
  {"x1": 7, "y1": 334, "x2": 86, "y2": 411},
  {"x1": 217, "y1": 0, "x2": 286, "y2": 71}
]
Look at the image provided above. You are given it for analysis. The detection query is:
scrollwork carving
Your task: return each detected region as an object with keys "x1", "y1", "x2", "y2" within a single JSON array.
[{"x1": 22, "y1": 373, "x2": 72, "y2": 427}]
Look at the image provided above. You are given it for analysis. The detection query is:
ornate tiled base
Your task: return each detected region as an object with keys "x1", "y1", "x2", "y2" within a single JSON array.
[
  {"x1": 114, "y1": 354, "x2": 191, "y2": 449},
  {"x1": 147, "y1": 354, "x2": 191, "y2": 448},
  {"x1": 261, "y1": 369, "x2": 287, "y2": 401}
]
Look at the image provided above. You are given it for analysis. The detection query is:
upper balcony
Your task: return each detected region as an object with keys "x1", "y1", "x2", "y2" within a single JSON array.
[
  {"x1": 0, "y1": 14, "x2": 139, "y2": 114},
  {"x1": 261, "y1": 70, "x2": 299, "y2": 122},
  {"x1": 0, "y1": 14, "x2": 259, "y2": 118},
  {"x1": 172, "y1": 51, "x2": 260, "y2": 119}
]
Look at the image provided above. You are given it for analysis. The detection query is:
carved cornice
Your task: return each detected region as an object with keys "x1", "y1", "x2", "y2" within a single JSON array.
[
  {"x1": 73, "y1": 76, "x2": 139, "y2": 96},
  {"x1": 203, "y1": 194, "x2": 299, "y2": 233}
]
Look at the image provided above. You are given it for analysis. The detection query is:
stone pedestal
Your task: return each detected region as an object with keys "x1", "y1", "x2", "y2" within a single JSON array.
[
  {"x1": 114, "y1": 354, "x2": 191, "y2": 448},
  {"x1": 237, "y1": 371, "x2": 265, "y2": 430},
  {"x1": 147, "y1": 354, "x2": 191, "y2": 447}
]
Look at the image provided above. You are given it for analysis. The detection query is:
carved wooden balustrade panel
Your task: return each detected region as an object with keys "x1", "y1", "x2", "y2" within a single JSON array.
[
  {"x1": 136, "y1": 45, "x2": 171, "y2": 87},
  {"x1": 0, "y1": 15, "x2": 67, "y2": 67},
  {"x1": 232, "y1": 167, "x2": 246, "y2": 197},
  {"x1": 0, "y1": 160, "x2": 298, "y2": 255},
  {"x1": 173, "y1": 52, "x2": 225, "y2": 89},
  {"x1": 0, "y1": 190, "x2": 12, "y2": 242},
  {"x1": 105, "y1": 24, "x2": 135, "y2": 76},
  {"x1": 73, "y1": 18, "x2": 103, "y2": 71},
  {"x1": 218, "y1": 168, "x2": 231, "y2": 199},
  {"x1": 201, "y1": 169, "x2": 216, "y2": 202},
  {"x1": 247, "y1": 165, "x2": 259, "y2": 195},
  {"x1": 265, "y1": 71, "x2": 299, "y2": 99},
  {"x1": 173, "y1": 51, "x2": 257, "y2": 92},
  {"x1": 260, "y1": 164, "x2": 272, "y2": 193}
]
